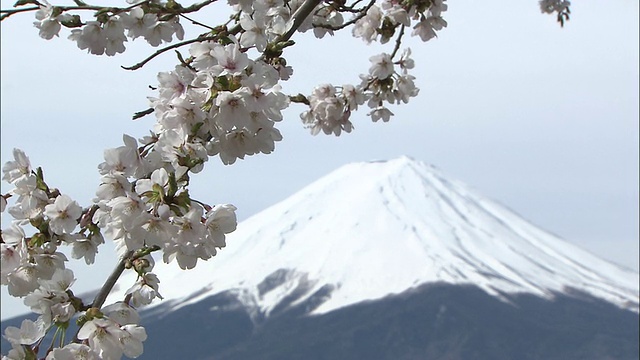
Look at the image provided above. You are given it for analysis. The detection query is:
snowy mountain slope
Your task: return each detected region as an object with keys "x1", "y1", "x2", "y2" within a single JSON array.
[{"x1": 106, "y1": 156, "x2": 640, "y2": 316}]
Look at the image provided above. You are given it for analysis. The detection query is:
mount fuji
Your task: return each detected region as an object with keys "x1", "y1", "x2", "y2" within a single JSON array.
[
  {"x1": 108, "y1": 156, "x2": 639, "y2": 316},
  {"x1": 3, "y1": 157, "x2": 638, "y2": 359},
  {"x1": 102, "y1": 156, "x2": 638, "y2": 359}
]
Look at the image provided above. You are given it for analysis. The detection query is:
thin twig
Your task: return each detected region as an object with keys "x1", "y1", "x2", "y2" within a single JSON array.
[
  {"x1": 1, "y1": 6, "x2": 39, "y2": 20},
  {"x1": 390, "y1": 24, "x2": 405, "y2": 59},
  {"x1": 122, "y1": 35, "x2": 218, "y2": 70},
  {"x1": 311, "y1": 0, "x2": 375, "y2": 31},
  {"x1": 0, "y1": 2, "x2": 144, "y2": 21},
  {"x1": 180, "y1": 0, "x2": 218, "y2": 14},
  {"x1": 1, "y1": 0, "x2": 210, "y2": 22},
  {"x1": 179, "y1": 13, "x2": 216, "y2": 30}
]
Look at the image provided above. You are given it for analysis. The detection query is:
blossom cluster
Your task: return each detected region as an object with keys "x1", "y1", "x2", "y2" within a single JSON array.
[
  {"x1": 150, "y1": 40, "x2": 289, "y2": 165},
  {"x1": 538, "y1": 0, "x2": 571, "y2": 25},
  {"x1": 1, "y1": 144, "x2": 237, "y2": 358},
  {"x1": 539, "y1": 0, "x2": 571, "y2": 14},
  {"x1": 34, "y1": 1, "x2": 184, "y2": 55},
  {"x1": 352, "y1": 0, "x2": 448, "y2": 44},
  {"x1": 300, "y1": 49, "x2": 418, "y2": 135},
  {"x1": 24, "y1": 0, "x2": 448, "y2": 145}
]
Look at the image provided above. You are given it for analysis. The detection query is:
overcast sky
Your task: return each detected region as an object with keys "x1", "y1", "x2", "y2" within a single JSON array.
[{"x1": 1, "y1": 0, "x2": 638, "y2": 320}]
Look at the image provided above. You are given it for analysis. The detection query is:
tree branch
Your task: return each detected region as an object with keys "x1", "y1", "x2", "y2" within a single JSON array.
[
  {"x1": 90, "y1": 250, "x2": 134, "y2": 310},
  {"x1": 179, "y1": 13, "x2": 215, "y2": 31},
  {"x1": 277, "y1": 0, "x2": 323, "y2": 43},
  {"x1": 390, "y1": 24, "x2": 405, "y2": 59},
  {"x1": 122, "y1": 35, "x2": 219, "y2": 71},
  {"x1": 1, "y1": 6, "x2": 39, "y2": 21},
  {"x1": 311, "y1": 0, "x2": 375, "y2": 31}
]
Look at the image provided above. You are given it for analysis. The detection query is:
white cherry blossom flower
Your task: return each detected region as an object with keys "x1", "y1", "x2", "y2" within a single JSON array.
[
  {"x1": 312, "y1": 7, "x2": 343, "y2": 38},
  {"x1": 77, "y1": 318, "x2": 126, "y2": 360},
  {"x1": 2, "y1": 149, "x2": 31, "y2": 184},
  {"x1": 103, "y1": 18, "x2": 128, "y2": 56},
  {"x1": 103, "y1": 302, "x2": 140, "y2": 326},
  {"x1": 7, "y1": 263, "x2": 40, "y2": 297},
  {"x1": 342, "y1": 84, "x2": 365, "y2": 111},
  {"x1": 215, "y1": 90, "x2": 251, "y2": 131},
  {"x1": 369, "y1": 53, "x2": 394, "y2": 79},
  {"x1": 2, "y1": 319, "x2": 45, "y2": 346},
  {"x1": 412, "y1": 16, "x2": 447, "y2": 42},
  {"x1": 394, "y1": 75, "x2": 419, "y2": 104},
  {"x1": 46, "y1": 343, "x2": 100, "y2": 360},
  {"x1": 211, "y1": 41, "x2": 249, "y2": 76},
  {"x1": 2, "y1": 224, "x2": 25, "y2": 246},
  {"x1": 397, "y1": 48, "x2": 415, "y2": 74},
  {"x1": 33, "y1": 3, "x2": 61, "y2": 40},
  {"x1": 352, "y1": 5, "x2": 382, "y2": 43},
  {"x1": 50, "y1": 302, "x2": 76, "y2": 323},
  {"x1": 44, "y1": 194, "x2": 82, "y2": 235},
  {"x1": 1, "y1": 243, "x2": 25, "y2": 284},
  {"x1": 33, "y1": 250, "x2": 68, "y2": 280},
  {"x1": 369, "y1": 106, "x2": 394, "y2": 122},
  {"x1": 68, "y1": 21, "x2": 108, "y2": 55},
  {"x1": 135, "y1": 168, "x2": 169, "y2": 199},
  {"x1": 38, "y1": 268, "x2": 74, "y2": 293},
  {"x1": 205, "y1": 204, "x2": 238, "y2": 248},
  {"x1": 2, "y1": 343, "x2": 26, "y2": 360},
  {"x1": 240, "y1": 14, "x2": 268, "y2": 51},
  {"x1": 189, "y1": 41, "x2": 220, "y2": 71},
  {"x1": 98, "y1": 134, "x2": 142, "y2": 177},
  {"x1": 119, "y1": 7, "x2": 158, "y2": 39},
  {"x1": 144, "y1": 21, "x2": 178, "y2": 47},
  {"x1": 381, "y1": 1, "x2": 410, "y2": 26},
  {"x1": 71, "y1": 234, "x2": 103, "y2": 265},
  {"x1": 126, "y1": 272, "x2": 162, "y2": 307},
  {"x1": 120, "y1": 324, "x2": 147, "y2": 358},
  {"x1": 95, "y1": 173, "x2": 131, "y2": 202}
]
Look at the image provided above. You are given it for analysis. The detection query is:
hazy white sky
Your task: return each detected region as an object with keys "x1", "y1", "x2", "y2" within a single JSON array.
[{"x1": 1, "y1": 0, "x2": 638, "y2": 319}]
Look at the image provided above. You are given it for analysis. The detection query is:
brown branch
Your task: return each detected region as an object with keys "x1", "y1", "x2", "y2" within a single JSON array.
[
  {"x1": 180, "y1": 0, "x2": 218, "y2": 14},
  {"x1": 1, "y1": 6, "x2": 39, "y2": 20},
  {"x1": 277, "y1": 0, "x2": 323, "y2": 42},
  {"x1": 122, "y1": 35, "x2": 219, "y2": 71},
  {"x1": 179, "y1": 13, "x2": 216, "y2": 31},
  {"x1": 390, "y1": 24, "x2": 405, "y2": 59},
  {"x1": 90, "y1": 250, "x2": 134, "y2": 310},
  {"x1": 1, "y1": 2, "x2": 146, "y2": 21},
  {"x1": 311, "y1": 0, "x2": 375, "y2": 31}
]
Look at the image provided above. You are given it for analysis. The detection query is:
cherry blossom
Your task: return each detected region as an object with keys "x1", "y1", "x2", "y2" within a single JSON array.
[
  {"x1": 2, "y1": 149, "x2": 31, "y2": 184},
  {"x1": 43, "y1": 195, "x2": 82, "y2": 235},
  {"x1": 2, "y1": 319, "x2": 45, "y2": 346}
]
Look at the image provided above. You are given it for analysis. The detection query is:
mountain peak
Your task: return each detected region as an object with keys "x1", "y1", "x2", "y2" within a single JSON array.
[{"x1": 108, "y1": 157, "x2": 640, "y2": 316}]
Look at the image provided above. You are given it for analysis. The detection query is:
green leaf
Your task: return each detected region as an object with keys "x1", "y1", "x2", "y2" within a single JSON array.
[
  {"x1": 60, "y1": 14, "x2": 83, "y2": 28},
  {"x1": 152, "y1": 183, "x2": 165, "y2": 202},
  {"x1": 191, "y1": 122, "x2": 204, "y2": 136},
  {"x1": 173, "y1": 190, "x2": 191, "y2": 210},
  {"x1": 167, "y1": 171, "x2": 178, "y2": 198},
  {"x1": 166, "y1": 0, "x2": 184, "y2": 11},
  {"x1": 24, "y1": 347, "x2": 37, "y2": 360}
]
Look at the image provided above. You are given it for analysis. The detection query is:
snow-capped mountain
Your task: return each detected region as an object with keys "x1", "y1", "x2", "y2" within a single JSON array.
[{"x1": 107, "y1": 156, "x2": 640, "y2": 317}]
